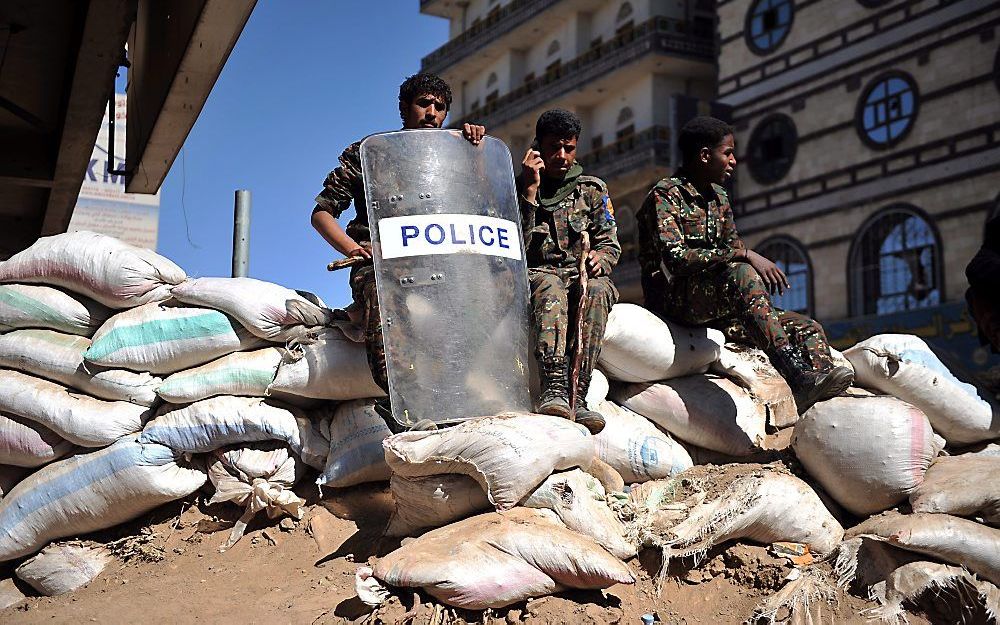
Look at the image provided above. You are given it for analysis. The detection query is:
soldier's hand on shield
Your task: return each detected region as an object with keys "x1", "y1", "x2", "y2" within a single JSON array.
[
  {"x1": 462, "y1": 123, "x2": 486, "y2": 145},
  {"x1": 586, "y1": 250, "x2": 608, "y2": 277},
  {"x1": 746, "y1": 249, "x2": 790, "y2": 296},
  {"x1": 519, "y1": 148, "x2": 545, "y2": 203},
  {"x1": 347, "y1": 242, "x2": 372, "y2": 260}
]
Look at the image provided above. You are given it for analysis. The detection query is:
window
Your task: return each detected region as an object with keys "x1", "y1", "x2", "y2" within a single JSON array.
[
  {"x1": 547, "y1": 40, "x2": 561, "y2": 57},
  {"x1": 857, "y1": 72, "x2": 919, "y2": 149},
  {"x1": 851, "y1": 207, "x2": 941, "y2": 316},
  {"x1": 485, "y1": 90, "x2": 499, "y2": 104},
  {"x1": 591, "y1": 135, "x2": 604, "y2": 151},
  {"x1": 745, "y1": 0, "x2": 793, "y2": 54},
  {"x1": 756, "y1": 237, "x2": 812, "y2": 316},
  {"x1": 544, "y1": 60, "x2": 561, "y2": 80},
  {"x1": 747, "y1": 113, "x2": 797, "y2": 184},
  {"x1": 616, "y1": 124, "x2": 635, "y2": 141},
  {"x1": 616, "y1": 2, "x2": 633, "y2": 23}
]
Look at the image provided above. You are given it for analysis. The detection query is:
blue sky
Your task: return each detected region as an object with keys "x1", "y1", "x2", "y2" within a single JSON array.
[{"x1": 153, "y1": 1, "x2": 449, "y2": 307}]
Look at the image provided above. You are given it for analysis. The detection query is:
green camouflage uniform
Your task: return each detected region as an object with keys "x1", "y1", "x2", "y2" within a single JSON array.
[
  {"x1": 520, "y1": 164, "x2": 621, "y2": 379},
  {"x1": 636, "y1": 171, "x2": 833, "y2": 371},
  {"x1": 313, "y1": 141, "x2": 389, "y2": 393}
]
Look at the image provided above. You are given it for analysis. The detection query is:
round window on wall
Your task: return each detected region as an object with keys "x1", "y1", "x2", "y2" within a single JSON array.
[
  {"x1": 747, "y1": 113, "x2": 797, "y2": 184},
  {"x1": 745, "y1": 0, "x2": 793, "y2": 55},
  {"x1": 856, "y1": 71, "x2": 919, "y2": 149}
]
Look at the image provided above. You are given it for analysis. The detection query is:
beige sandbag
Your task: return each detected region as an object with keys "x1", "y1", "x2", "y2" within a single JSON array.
[
  {"x1": 385, "y1": 473, "x2": 491, "y2": 538},
  {"x1": 710, "y1": 345, "x2": 798, "y2": 429},
  {"x1": 317, "y1": 399, "x2": 391, "y2": 488},
  {"x1": 592, "y1": 400, "x2": 692, "y2": 483},
  {"x1": 15, "y1": 542, "x2": 111, "y2": 596},
  {"x1": 0, "y1": 369, "x2": 149, "y2": 447},
  {"x1": 0, "y1": 412, "x2": 74, "y2": 467},
  {"x1": 909, "y1": 454, "x2": 1000, "y2": 524},
  {"x1": 846, "y1": 512, "x2": 1000, "y2": 586},
  {"x1": 372, "y1": 508, "x2": 635, "y2": 609},
  {"x1": 268, "y1": 327, "x2": 384, "y2": 400},
  {"x1": 613, "y1": 375, "x2": 768, "y2": 457},
  {"x1": 383, "y1": 413, "x2": 595, "y2": 510},
  {"x1": 0, "y1": 328, "x2": 160, "y2": 405},
  {"x1": 867, "y1": 561, "x2": 1000, "y2": 625},
  {"x1": 156, "y1": 347, "x2": 283, "y2": 403},
  {"x1": 791, "y1": 394, "x2": 937, "y2": 516},
  {"x1": 0, "y1": 284, "x2": 110, "y2": 336}
]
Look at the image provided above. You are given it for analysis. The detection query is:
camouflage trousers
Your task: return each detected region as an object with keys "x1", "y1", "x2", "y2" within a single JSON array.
[
  {"x1": 529, "y1": 268, "x2": 618, "y2": 382},
  {"x1": 662, "y1": 261, "x2": 833, "y2": 371},
  {"x1": 350, "y1": 264, "x2": 390, "y2": 394}
]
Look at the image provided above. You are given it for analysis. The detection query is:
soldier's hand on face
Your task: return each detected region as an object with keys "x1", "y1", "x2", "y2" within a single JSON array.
[
  {"x1": 520, "y1": 148, "x2": 544, "y2": 191},
  {"x1": 586, "y1": 250, "x2": 607, "y2": 277},
  {"x1": 746, "y1": 249, "x2": 790, "y2": 296},
  {"x1": 462, "y1": 124, "x2": 486, "y2": 145}
]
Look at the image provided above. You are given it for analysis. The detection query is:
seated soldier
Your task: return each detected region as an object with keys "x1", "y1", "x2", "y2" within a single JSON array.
[
  {"x1": 636, "y1": 116, "x2": 853, "y2": 414},
  {"x1": 517, "y1": 109, "x2": 621, "y2": 434}
]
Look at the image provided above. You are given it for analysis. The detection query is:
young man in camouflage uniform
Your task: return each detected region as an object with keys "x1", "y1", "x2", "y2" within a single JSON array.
[
  {"x1": 518, "y1": 109, "x2": 621, "y2": 434},
  {"x1": 310, "y1": 73, "x2": 485, "y2": 428},
  {"x1": 636, "y1": 116, "x2": 853, "y2": 414}
]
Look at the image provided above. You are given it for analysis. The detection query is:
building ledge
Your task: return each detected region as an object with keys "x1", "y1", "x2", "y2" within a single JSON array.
[{"x1": 580, "y1": 125, "x2": 672, "y2": 183}]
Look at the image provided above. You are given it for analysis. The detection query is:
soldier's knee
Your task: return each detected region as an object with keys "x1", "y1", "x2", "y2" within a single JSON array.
[{"x1": 586, "y1": 277, "x2": 618, "y2": 308}]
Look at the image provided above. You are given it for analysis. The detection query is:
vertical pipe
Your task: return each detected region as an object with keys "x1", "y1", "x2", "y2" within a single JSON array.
[{"x1": 232, "y1": 190, "x2": 251, "y2": 277}]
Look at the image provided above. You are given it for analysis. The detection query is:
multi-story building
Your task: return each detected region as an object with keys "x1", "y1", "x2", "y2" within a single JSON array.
[
  {"x1": 419, "y1": 0, "x2": 718, "y2": 301},
  {"x1": 716, "y1": 0, "x2": 999, "y2": 376}
]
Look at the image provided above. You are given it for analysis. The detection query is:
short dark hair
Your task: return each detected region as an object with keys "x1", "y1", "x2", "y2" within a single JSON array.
[
  {"x1": 398, "y1": 73, "x2": 452, "y2": 122},
  {"x1": 535, "y1": 109, "x2": 582, "y2": 142},
  {"x1": 678, "y1": 116, "x2": 735, "y2": 164}
]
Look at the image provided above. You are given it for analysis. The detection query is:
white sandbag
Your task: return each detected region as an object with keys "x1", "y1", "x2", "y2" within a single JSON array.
[
  {"x1": 138, "y1": 396, "x2": 327, "y2": 470},
  {"x1": 207, "y1": 443, "x2": 306, "y2": 550},
  {"x1": 0, "y1": 329, "x2": 159, "y2": 405},
  {"x1": 0, "y1": 284, "x2": 110, "y2": 336},
  {"x1": 709, "y1": 345, "x2": 798, "y2": 429},
  {"x1": 383, "y1": 413, "x2": 596, "y2": 510},
  {"x1": 0, "y1": 369, "x2": 148, "y2": 447},
  {"x1": 15, "y1": 542, "x2": 112, "y2": 596},
  {"x1": 0, "y1": 436, "x2": 206, "y2": 561},
  {"x1": 317, "y1": 399, "x2": 391, "y2": 488},
  {"x1": 86, "y1": 302, "x2": 268, "y2": 374},
  {"x1": 846, "y1": 512, "x2": 1000, "y2": 586},
  {"x1": 867, "y1": 561, "x2": 1000, "y2": 624},
  {"x1": 373, "y1": 507, "x2": 635, "y2": 609},
  {"x1": 0, "y1": 231, "x2": 185, "y2": 308},
  {"x1": 592, "y1": 400, "x2": 692, "y2": 483},
  {"x1": 386, "y1": 473, "x2": 491, "y2": 538},
  {"x1": 156, "y1": 347, "x2": 283, "y2": 403},
  {"x1": 613, "y1": 375, "x2": 768, "y2": 457},
  {"x1": 0, "y1": 412, "x2": 74, "y2": 467},
  {"x1": 598, "y1": 303, "x2": 724, "y2": 383},
  {"x1": 845, "y1": 334, "x2": 1000, "y2": 445},
  {"x1": 909, "y1": 454, "x2": 1000, "y2": 524},
  {"x1": 268, "y1": 327, "x2": 385, "y2": 400},
  {"x1": 792, "y1": 394, "x2": 938, "y2": 516},
  {"x1": 585, "y1": 369, "x2": 610, "y2": 408},
  {"x1": 170, "y1": 277, "x2": 333, "y2": 342}
]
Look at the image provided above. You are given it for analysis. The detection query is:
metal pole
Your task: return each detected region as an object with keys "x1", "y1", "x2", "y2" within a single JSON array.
[{"x1": 232, "y1": 190, "x2": 251, "y2": 277}]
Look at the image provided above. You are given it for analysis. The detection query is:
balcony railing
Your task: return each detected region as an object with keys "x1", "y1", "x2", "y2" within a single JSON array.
[
  {"x1": 421, "y1": 0, "x2": 561, "y2": 75},
  {"x1": 453, "y1": 17, "x2": 715, "y2": 129},
  {"x1": 580, "y1": 125, "x2": 672, "y2": 182}
]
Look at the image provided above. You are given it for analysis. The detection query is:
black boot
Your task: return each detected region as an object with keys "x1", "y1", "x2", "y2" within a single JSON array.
[
  {"x1": 771, "y1": 345, "x2": 854, "y2": 415},
  {"x1": 573, "y1": 373, "x2": 606, "y2": 435},
  {"x1": 537, "y1": 357, "x2": 572, "y2": 419}
]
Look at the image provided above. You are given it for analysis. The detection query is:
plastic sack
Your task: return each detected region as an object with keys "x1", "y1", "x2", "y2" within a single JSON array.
[
  {"x1": 0, "y1": 231, "x2": 185, "y2": 308},
  {"x1": 15, "y1": 543, "x2": 111, "y2": 596},
  {"x1": 156, "y1": 347, "x2": 283, "y2": 403},
  {"x1": 0, "y1": 412, "x2": 74, "y2": 467},
  {"x1": 317, "y1": 399, "x2": 391, "y2": 488},
  {"x1": 0, "y1": 284, "x2": 110, "y2": 336},
  {"x1": 909, "y1": 454, "x2": 1000, "y2": 524},
  {"x1": 592, "y1": 400, "x2": 692, "y2": 483},
  {"x1": 268, "y1": 327, "x2": 385, "y2": 400}
]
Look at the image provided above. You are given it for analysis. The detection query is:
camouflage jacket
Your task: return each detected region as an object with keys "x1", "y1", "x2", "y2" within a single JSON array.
[
  {"x1": 519, "y1": 171, "x2": 621, "y2": 276},
  {"x1": 313, "y1": 141, "x2": 370, "y2": 244}
]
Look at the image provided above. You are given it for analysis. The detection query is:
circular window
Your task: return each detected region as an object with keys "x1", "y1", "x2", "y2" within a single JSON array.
[
  {"x1": 745, "y1": 0, "x2": 793, "y2": 55},
  {"x1": 856, "y1": 71, "x2": 919, "y2": 149},
  {"x1": 747, "y1": 113, "x2": 797, "y2": 184}
]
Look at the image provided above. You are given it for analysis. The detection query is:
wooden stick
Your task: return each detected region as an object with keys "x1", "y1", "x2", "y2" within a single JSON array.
[
  {"x1": 569, "y1": 232, "x2": 591, "y2": 411},
  {"x1": 326, "y1": 256, "x2": 371, "y2": 272}
]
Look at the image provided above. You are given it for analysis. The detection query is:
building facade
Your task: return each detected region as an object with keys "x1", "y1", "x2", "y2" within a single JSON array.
[
  {"x1": 419, "y1": 0, "x2": 718, "y2": 301},
  {"x1": 716, "y1": 0, "x2": 999, "y2": 374}
]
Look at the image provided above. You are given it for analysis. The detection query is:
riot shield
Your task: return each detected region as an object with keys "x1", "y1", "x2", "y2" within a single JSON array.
[{"x1": 361, "y1": 130, "x2": 532, "y2": 426}]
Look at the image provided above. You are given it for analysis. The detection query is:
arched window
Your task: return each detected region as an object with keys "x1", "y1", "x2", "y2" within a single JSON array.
[
  {"x1": 547, "y1": 39, "x2": 561, "y2": 57},
  {"x1": 856, "y1": 71, "x2": 919, "y2": 149},
  {"x1": 851, "y1": 206, "x2": 942, "y2": 316},
  {"x1": 747, "y1": 113, "x2": 797, "y2": 184},
  {"x1": 756, "y1": 236, "x2": 812, "y2": 316},
  {"x1": 745, "y1": 0, "x2": 793, "y2": 55},
  {"x1": 616, "y1": 107, "x2": 634, "y2": 126},
  {"x1": 486, "y1": 72, "x2": 498, "y2": 88},
  {"x1": 616, "y1": 2, "x2": 634, "y2": 23}
]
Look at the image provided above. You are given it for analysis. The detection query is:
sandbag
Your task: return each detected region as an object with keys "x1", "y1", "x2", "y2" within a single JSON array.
[
  {"x1": 139, "y1": 396, "x2": 327, "y2": 470},
  {"x1": 268, "y1": 327, "x2": 384, "y2": 400},
  {"x1": 156, "y1": 347, "x2": 283, "y2": 403},
  {"x1": 0, "y1": 284, "x2": 110, "y2": 336},
  {"x1": 373, "y1": 507, "x2": 635, "y2": 609},
  {"x1": 909, "y1": 454, "x2": 1000, "y2": 524},
  {"x1": 613, "y1": 375, "x2": 768, "y2": 457},
  {"x1": 317, "y1": 399, "x2": 391, "y2": 488},
  {"x1": 792, "y1": 394, "x2": 937, "y2": 516},
  {"x1": 845, "y1": 334, "x2": 1000, "y2": 445},
  {"x1": 86, "y1": 302, "x2": 268, "y2": 374},
  {"x1": 846, "y1": 512, "x2": 1000, "y2": 586},
  {"x1": 598, "y1": 304, "x2": 724, "y2": 383},
  {"x1": 15, "y1": 542, "x2": 111, "y2": 596},
  {"x1": 592, "y1": 400, "x2": 692, "y2": 483},
  {"x1": 385, "y1": 473, "x2": 491, "y2": 538},
  {"x1": 867, "y1": 561, "x2": 1000, "y2": 625},
  {"x1": 709, "y1": 345, "x2": 798, "y2": 429},
  {"x1": 586, "y1": 369, "x2": 610, "y2": 408},
  {"x1": 0, "y1": 412, "x2": 74, "y2": 467},
  {"x1": 0, "y1": 328, "x2": 160, "y2": 405},
  {"x1": 0, "y1": 436, "x2": 206, "y2": 561},
  {"x1": 0, "y1": 231, "x2": 185, "y2": 308},
  {"x1": 0, "y1": 369, "x2": 148, "y2": 447},
  {"x1": 170, "y1": 277, "x2": 333, "y2": 342},
  {"x1": 383, "y1": 413, "x2": 596, "y2": 510}
]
